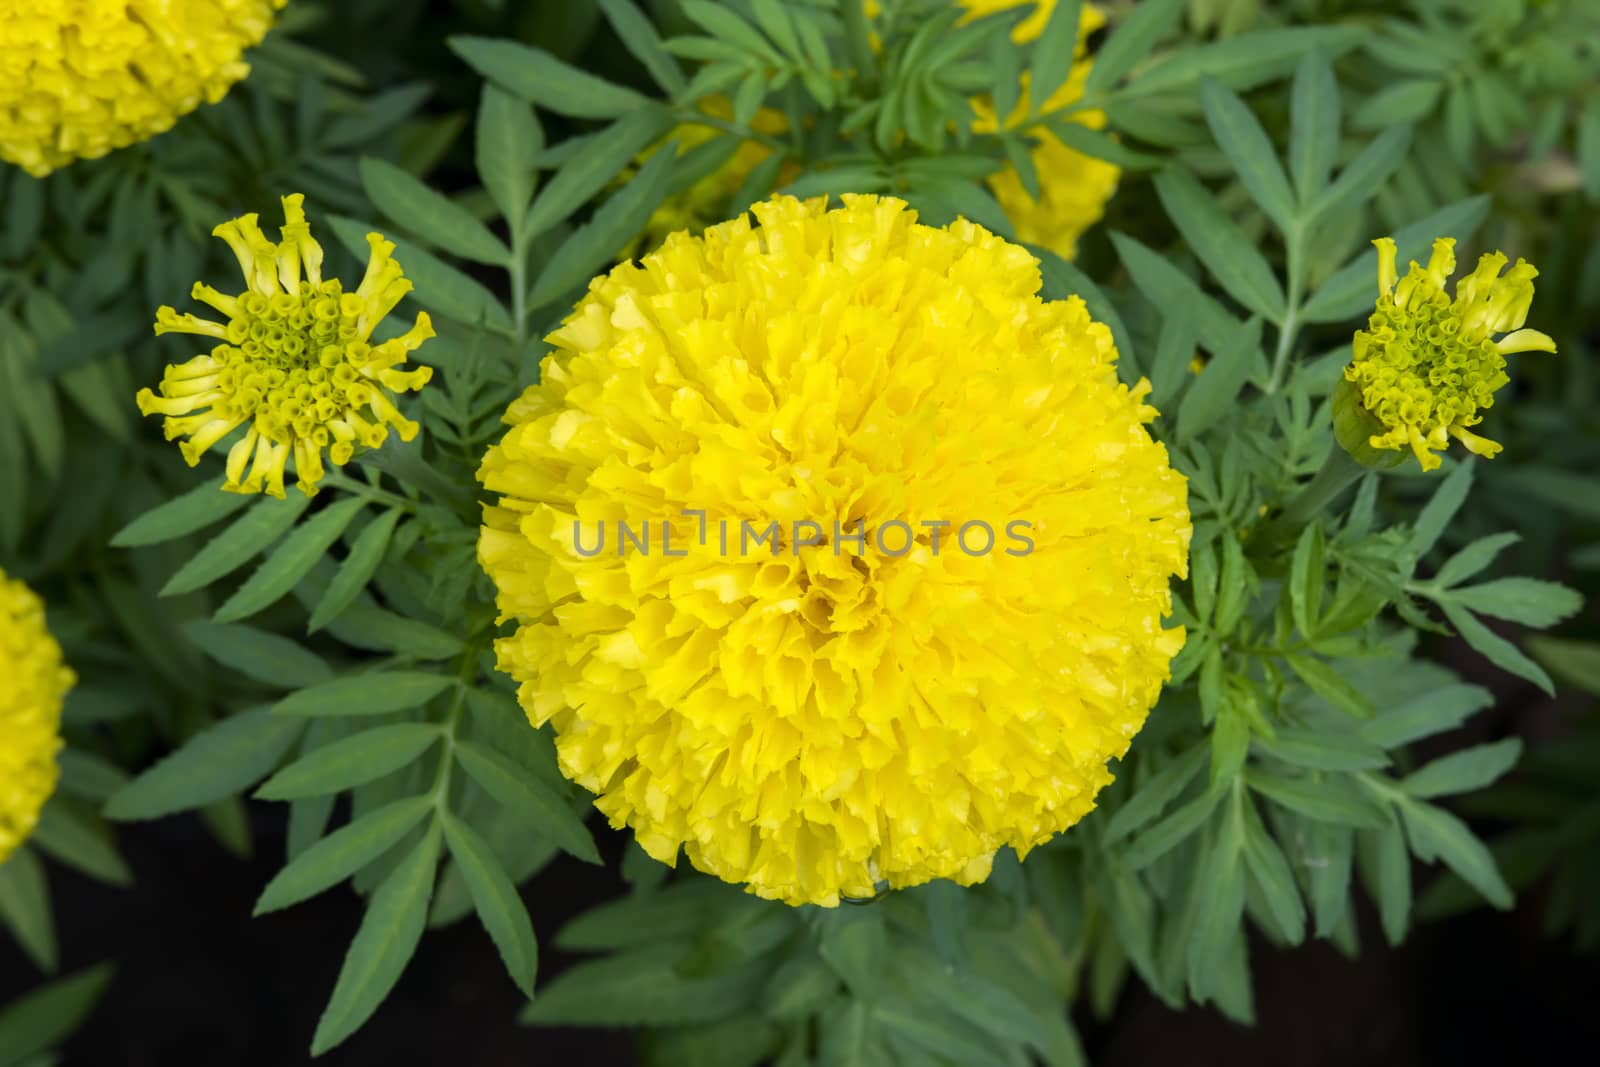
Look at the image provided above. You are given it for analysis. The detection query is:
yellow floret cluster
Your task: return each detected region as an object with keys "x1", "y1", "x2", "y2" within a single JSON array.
[
  {"x1": 478, "y1": 194, "x2": 1191, "y2": 906},
  {"x1": 137, "y1": 193, "x2": 435, "y2": 498},
  {"x1": 0, "y1": 0, "x2": 285, "y2": 177},
  {"x1": 1, "y1": 569, "x2": 74, "y2": 866},
  {"x1": 1341, "y1": 236, "x2": 1554, "y2": 471}
]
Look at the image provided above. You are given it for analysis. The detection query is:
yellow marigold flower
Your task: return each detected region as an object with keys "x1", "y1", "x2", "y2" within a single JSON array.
[
  {"x1": 0, "y1": 0, "x2": 285, "y2": 177},
  {"x1": 478, "y1": 195, "x2": 1191, "y2": 907},
  {"x1": 966, "y1": 0, "x2": 1119, "y2": 261},
  {"x1": 0, "y1": 569, "x2": 74, "y2": 866},
  {"x1": 137, "y1": 194, "x2": 435, "y2": 499},
  {"x1": 1338, "y1": 236, "x2": 1554, "y2": 472},
  {"x1": 624, "y1": 96, "x2": 795, "y2": 257}
]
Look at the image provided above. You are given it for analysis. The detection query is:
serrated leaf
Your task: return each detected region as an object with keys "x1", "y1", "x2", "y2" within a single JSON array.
[
  {"x1": 1433, "y1": 532, "x2": 1520, "y2": 588},
  {"x1": 0, "y1": 963, "x2": 114, "y2": 1066},
  {"x1": 213, "y1": 497, "x2": 365, "y2": 622},
  {"x1": 309, "y1": 508, "x2": 402, "y2": 632},
  {"x1": 818, "y1": 909, "x2": 887, "y2": 1000},
  {"x1": 1258, "y1": 729, "x2": 1388, "y2": 772},
  {"x1": 599, "y1": 0, "x2": 686, "y2": 95},
  {"x1": 1153, "y1": 169, "x2": 1284, "y2": 321},
  {"x1": 273, "y1": 671, "x2": 454, "y2": 718},
  {"x1": 327, "y1": 215, "x2": 512, "y2": 332},
  {"x1": 1360, "y1": 683, "x2": 1493, "y2": 748},
  {"x1": 1368, "y1": 820, "x2": 1412, "y2": 945},
  {"x1": 1289, "y1": 522, "x2": 1326, "y2": 639},
  {"x1": 522, "y1": 945, "x2": 764, "y2": 1027},
  {"x1": 440, "y1": 810, "x2": 539, "y2": 998},
  {"x1": 0, "y1": 847, "x2": 56, "y2": 973},
  {"x1": 110, "y1": 480, "x2": 251, "y2": 547},
  {"x1": 1440, "y1": 602, "x2": 1554, "y2": 696},
  {"x1": 1246, "y1": 769, "x2": 1387, "y2": 828},
  {"x1": 1397, "y1": 798, "x2": 1511, "y2": 909},
  {"x1": 449, "y1": 36, "x2": 650, "y2": 118},
  {"x1": 1110, "y1": 231, "x2": 1243, "y2": 355},
  {"x1": 1178, "y1": 316, "x2": 1263, "y2": 441},
  {"x1": 523, "y1": 110, "x2": 675, "y2": 240},
  {"x1": 184, "y1": 621, "x2": 332, "y2": 688},
  {"x1": 160, "y1": 494, "x2": 312, "y2": 597},
  {"x1": 1308, "y1": 124, "x2": 1412, "y2": 223},
  {"x1": 454, "y1": 741, "x2": 600, "y2": 864},
  {"x1": 1104, "y1": 744, "x2": 1208, "y2": 842},
  {"x1": 1027, "y1": 0, "x2": 1084, "y2": 110},
  {"x1": 1408, "y1": 459, "x2": 1474, "y2": 558},
  {"x1": 1285, "y1": 655, "x2": 1375, "y2": 719},
  {"x1": 257, "y1": 723, "x2": 444, "y2": 800},
  {"x1": 361, "y1": 158, "x2": 508, "y2": 266},
  {"x1": 312, "y1": 822, "x2": 441, "y2": 1055},
  {"x1": 1288, "y1": 49, "x2": 1339, "y2": 204},
  {"x1": 1082, "y1": 0, "x2": 1185, "y2": 98},
  {"x1": 1200, "y1": 79, "x2": 1295, "y2": 232},
  {"x1": 1402, "y1": 738, "x2": 1522, "y2": 799},
  {"x1": 31, "y1": 801, "x2": 131, "y2": 887},
  {"x1": 255, "y1": 795, "x2": 435, "y2": 916},
  {"x1": 1441, "y1": 578, "x2": 1583, "y2": 629},
  {"x1": 1124, "y1": 786, "x2": 1223, "y2": 868},
  {"x1": 106, "y1": 706, "x2": 303, "y2": 821},
  {"x1": 1241, "y1": 800, "x2": 1305, "y2": 944},
  {"x1": 476, "y1": 85, "x2": 543, "y2": 229}
]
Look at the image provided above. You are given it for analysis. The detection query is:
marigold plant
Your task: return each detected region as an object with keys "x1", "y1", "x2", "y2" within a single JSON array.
[{"x1": 0, "y1": 570, "x2": 73, "y2": 866}]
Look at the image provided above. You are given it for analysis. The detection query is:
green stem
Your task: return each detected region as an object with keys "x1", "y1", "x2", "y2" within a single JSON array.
[
  {"x1": 841, "y1": 0, "x2": 878, "y2": 95},
  {"x1": 1280, "y1": 448, "x2": 1366, "y2": 528},
  {"x1": 1265, "y1": 226, "x2": 1306, "y2": 394},
  {"x1": 320, "y1": 471, "x2": 416, "y2": 513},
  {"x1": 430, "y1": 648, "x2": 478, "y2": 812}
]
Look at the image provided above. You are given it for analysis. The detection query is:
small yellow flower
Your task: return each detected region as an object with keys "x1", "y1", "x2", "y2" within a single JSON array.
[
  {"x1": 478, "y1": 195, "x2": 1191, "y2": 907},
  {"x1": 0, "y1": 0, "x2": 285, "y2": 177},
  {"x1": 137, "y1": 194, "x2": 434, "y2": 499},
  {"x1": 624, "y1": 96, "x2": 796, "y2": 257},
  {"x1": 965, "y1": 1, "x2": 1120, "y2": 260},
  {"x1": 1, "y1": 569, "x2": 74, "y2": 866},
  {"x1": 1340, "y1": 236, "x2": 1554, "y2": 472}
]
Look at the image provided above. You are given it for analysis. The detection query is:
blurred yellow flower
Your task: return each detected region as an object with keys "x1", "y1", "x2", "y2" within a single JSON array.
[
  {"x1": 478, "y1": 194, "x2": 1190, "y2": 906},
  {"x1": 0, "y1": 569, "x2": 73, "y2": 866},
  {"x1": 1339, "y1": 237, "x2": 1554, "y2": 472},
  {"x1": 137, "y1": 193, "x2": 434, "y2": 498},
  {"x1": 965, "y1": 0, "x2": 1120, "y2": 260},
  {"x1": 0, "y1": 0, "x2": 285, "y2": 177}
]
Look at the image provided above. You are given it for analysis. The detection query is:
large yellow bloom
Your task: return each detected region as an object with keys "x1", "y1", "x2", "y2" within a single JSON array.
[
  {"x1": 137, "y1": 193, "x2": 434, "y2": 499},
  {"x1": 1338, "y1": 236, "x2": 1554, "y2": 472},
  {"x1": 478, "y1": 195, "x2": 1191, "y2": 906},
  {"x1": 1, "y1": 570, "x2": 74, "y2": 866},
  {"x1": 966, "y1": 0, "x2": 1120, "y2": 260},
  {"x1": 0, "y1": 0, "x2": 285, "y2": 177}
]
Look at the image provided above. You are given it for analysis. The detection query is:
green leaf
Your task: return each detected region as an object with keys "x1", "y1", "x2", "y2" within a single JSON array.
[
  {"x1": 475, "y1": 85, "x2": 544, "y2": 228},
  {"x1": 1441, "y1": 578, "x2": 1583, "y2": 629},
  {"x1": 1288, "y1": 49, "x2": 1339, "y2": 204},
  {"x1": 1439, "y1": 601, "x2": 1554, "y2": 696},
  {"x1": 160, "y1": 494, "x2": 312, "y2": 597},
  {"x1": 274, "y1": 671, "x2": 455, "y2": 717},
  {"x1": 599, "y1": 0, "x2": 686, "y2": 95},
  {"x1": 1153, "y1": 169, "x2": 1284, "y2": 321},
  {"x1": 1259, "y1": 726, "x2": 1389, "y2": 771},
  {"x1": 1352, "y1": 80, "x2": 1442, "y2": 130},
  {"x1": 1433, "y1": 532, "x2": 1520, "y2": 588},
  {"x1": 105, "y1": 706, "x2": 303, "y2": 820},
  {"x1": 1285, "y1": 654, "x2": 1375, "y2": 719},
  {"x1": 448, "y1": 36, "x2": 650, "y2": 118},
  {"x1": 1360, "y1": 683, "x2": 1493, "y2": 748},
  {"x1": 1579, "y1": 99, "x2": 1600, "y2": 200},
  {"x1": 312, "y1": 822, "x2": 441, "y2": 1055},
  {"x1": 523, "y1": 111, "x2": 676, "y2": 240},
  {"x1": 255, "y1": 795, "x2": 435, "y2": 916},
  {"x1": 316, "y1": 600, "x2": 463, "y2": 660},
  {"x1": 308, "y1": 508, "x2": 403, "y2": 632},
  {"x1": 527, "y1": 145, "x2": 677, "y2": 307},
  {"x1": 1104, "y1": 745, "x2": 1208, "y2": 842},
  {"x1": 327, "y1": 215, "x2": 512, "y2": 332},
  {"x1": 1409, "y1": 458, "x2": 1474, "y2": 558},
  {"x1": 184, "y1": 621, "x2": 333, "y2": 688},
  {"x1": 1200, "y1": 80, "x2": 1295, "y2": 232},
  {"x1": 360, "y1": 158, "x2": 509, "y2": 266},
  {"x1": 212, "y1": 499, "x2": 366, "y2": 622},
  {"x1": 257, "y1": 724, "x2": 444, "y2": 800},
  {"x1": 439, "y1": 810, "x2": 539, "y2": 998},
  {"x1": 31, "y1": 801, "x2": 131, "y2": 887},
  {"x1": 1041, "y1": 118, "x2": 1163, "y2": 170},
  {"x1": 1127, "y1": 26, "x2": 1361, "y2": 98},
  {"x1": 1178, "y1": 316, "x2": 1263, "y2": 441},
  {"x1": 1110, "y1": 231, "x2": 1243, "y2": 356},
  {"x1": 1124, "y1": 786, "x2": 1223, "y2": 869},
  {"x1": 1186, "y1": 797, "x2": 1246, "y2": 1001},
  {"x1": 454, "y1": 741, "x2": 601, "y2": 864},
  {"x1": 1402, "y1": 738, "x2": 1522, "y2": 799},
  {"x1": 1245, "y1": 769, "x2": 1387, "y2": 828},
  {"x1": 110, "y1": 480, "x2": 251, "y2": 547},
  {"x1": 1527, "y1": 636, "x2": 1600, "y2": 696},
  {"x1": 1082, "y1": 0, "x2": 1185, "y2": 98},
  {"x1": 1397, "y1": 798, "x2": 1511, "y2": 909},
  {"x1": 1308, "y1": 124, "x2": 1412, "y2": 223},
  {"x1": 1241, "y1": 801, "x2": 1305, "y2": 944},
  {"x1": 556, "y1": 881, "x2": 753, "y2": 950},
  {"x1": 1304, "y1": 821, "x2": 1352, "y2": 938},
  {"x1": 0, "y1": 847, "x2": 56, "y2": 973},
  {"x1": 818, "y1": 909, "x2": 887, "y2": 1000},
  {"x1": 522, "y1": 945, "x2": 763, "y2": 1026},
  {"x1": 0, "y1": 963, "x2": 114, "y2": 1067},
  {"x1": 1300, "y1": 196, "x2": 1489, "y2": 323},
  {"x1": 1368, "y1": 820, "x2": 1412, "y2": 945},
  {"x1": 1289, "y1": 522, "x2": 1326, "y2": 639},
  {"x1": 1027, "y1": 0, "x2": 1084, "y2": 110}
]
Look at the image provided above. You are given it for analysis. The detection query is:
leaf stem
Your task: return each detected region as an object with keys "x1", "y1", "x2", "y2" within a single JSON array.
[{"x1": 1266, "y1": 225, "x2": 1306, "y2": 394}]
